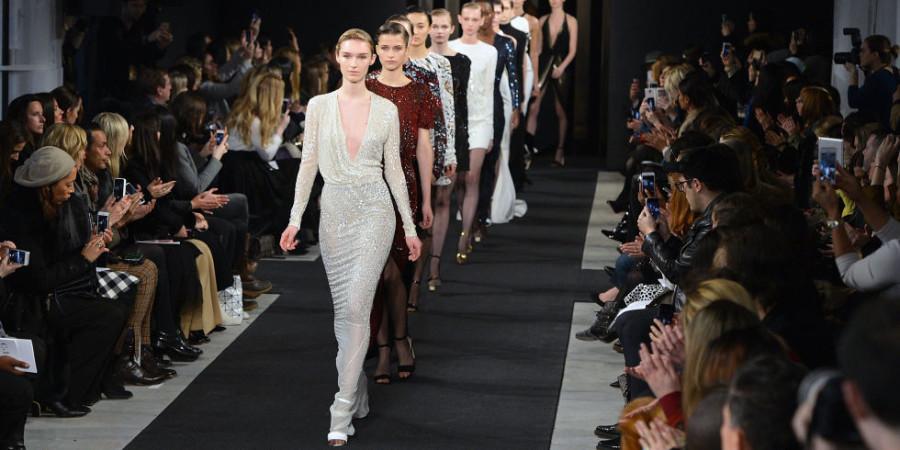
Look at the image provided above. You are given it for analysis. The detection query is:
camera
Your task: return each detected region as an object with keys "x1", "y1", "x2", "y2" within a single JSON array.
[
  {"x1": 7, "y1": 249, "x2": 30, "y2": 266},
  {"x1": 833, "y1": 28, "x2": 861, "y2": 65}
]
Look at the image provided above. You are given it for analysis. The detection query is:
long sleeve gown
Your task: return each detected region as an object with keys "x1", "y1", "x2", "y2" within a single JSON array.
[{"x1": 287, "y1": 91, "x2": 417, "y2": 442}]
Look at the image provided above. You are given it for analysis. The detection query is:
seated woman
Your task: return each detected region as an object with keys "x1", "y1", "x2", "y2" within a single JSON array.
[
  {"x1": 124, "y1": 112, "x2": 224, "y2": 345},
  {"x1": 170, "y1": 92, "x2": 271, "y2": 296},
  {"x1": 0, "y1": 146, "x2": 125, "y2": 416},
  {"x1": 0, "y1": 245, "x2": 34, "y2": 448},
  {"x1": 0, "y1": 120, "x2": 28, "y2": 202},
  {"x1": 220, "y1": 68, "x2": 294, "y2": 238},
  {"x1": 93, "y1": 112, "x2": 193, "y2": 371}
]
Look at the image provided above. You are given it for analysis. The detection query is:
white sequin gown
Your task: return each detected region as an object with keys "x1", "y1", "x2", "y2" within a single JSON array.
[{"x1": 288, "y1": 92, "x2": 417, "y2": 442}]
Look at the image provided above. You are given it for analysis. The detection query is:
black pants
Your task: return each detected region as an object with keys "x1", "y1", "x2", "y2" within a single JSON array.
[
  {"x1": 612, "y1": 306, "x2": 657, "y2": 400},
  {"x1": 0, "y1": 371, "x2": 31, "y2": 447},
  {"x1": 196, "y1": 215, "x2": 237, "y2": 288},
  {"x1": 47, "y1": 296, "x2": 125, "y2": 407}
]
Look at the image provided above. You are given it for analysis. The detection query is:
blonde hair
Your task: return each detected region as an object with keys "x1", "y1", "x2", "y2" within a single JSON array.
[
  {"x1": 334, "y1": 28, "x2": 374, "y2": 55},
  {"x1": 42, "y1": 123, "x2": 87, "y2": 164},
  {"x1": 682, "y1": 297, "x2": 759, "y2": 418},
  {"x1": 682, "y1": 278, "x2": 756, "y2": 327},
  {"x1": 274, "y1": 47, "x2": 302, "y2": 102},
  {"x1": 226, "y1": 70, "x2": 285, "y2": 149},
  {"x1": 92, "y1": 112, "x2": 130, "y2": 178},
  {"x1": 664, "y1": 64, "x2": 694, "y2": 106},
  {"x1": 432, "y1": 8, "x2": 454, "y2": 24}
]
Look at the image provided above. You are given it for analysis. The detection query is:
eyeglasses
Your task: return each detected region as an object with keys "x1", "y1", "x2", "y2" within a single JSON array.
[{"x1": 673, "y1": 178, "x2": 696, "y2": 192}]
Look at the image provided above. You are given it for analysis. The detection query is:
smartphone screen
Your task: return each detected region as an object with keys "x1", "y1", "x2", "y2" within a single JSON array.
[
  {"x1": 641, "y1": 172, "x2": 656, "y2": 194},
  {"x1": 722, "y1": 42, "x2": 731, "y2": 57},
  {"x1": 114, "y1": 178, "x2": 127, "y2": 200},
  {"x1": 8, "y1": 249, "x2": 30, "y2": 266},
  {"x1": 215, "y1": 130, "x2": 225, "y2": 145},
  {"x1": 96, "y1": 212, "x2": 110, "y2": 233},
  {"x1": 646, "y1": 198, "x2": 661, "y2": 219},
  {"x1": 658, "y1": 303, "x2": 675, "y2": 325},
  {"x1": 817, "y1": 137, "x2": 844, "y2": 184}
]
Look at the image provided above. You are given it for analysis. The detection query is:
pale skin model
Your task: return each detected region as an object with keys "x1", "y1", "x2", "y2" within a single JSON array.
[
  {"x1": 428, "y1": 12, "x2": 460, "y2": 296},
  {"x1": 525, "y1": 0, "x2": 577, "y2": 166},
  {"x1": 455, "y1": 5, "x2": 492, "y2": 262},
  {"x1": 371, "y1": 28, "x2": 431, "y2": 384},
  {"x1": 404, "y1": 10, "x2": 449, "y2": 310},
  {"x1": 513, "y1": 0, "x2": 542, "y2": 101},
  {"x1": 280, "y1": 35, "x2": 423, "y2": 447}
]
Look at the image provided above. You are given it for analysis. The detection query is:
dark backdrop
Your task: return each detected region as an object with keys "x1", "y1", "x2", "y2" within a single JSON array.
[{"x1": 598, "y1": 0, "x2": 834, "y2": 170}]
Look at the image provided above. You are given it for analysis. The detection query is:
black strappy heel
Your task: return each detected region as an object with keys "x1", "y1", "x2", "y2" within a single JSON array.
[
  {"x1": 395, "y1": 335, "x2": 416, "y2": 380},
  {"x1": 374, "y1": 343, "x2": 392, "y2": 384}
]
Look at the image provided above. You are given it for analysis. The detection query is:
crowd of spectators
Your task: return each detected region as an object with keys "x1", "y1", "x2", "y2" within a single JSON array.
[
  {"x1": 582, "y1": 10, "x2": 900, "y2": 450},
  {"x1": 0, "y1": 2, "x2": 334, "y2": 448}
]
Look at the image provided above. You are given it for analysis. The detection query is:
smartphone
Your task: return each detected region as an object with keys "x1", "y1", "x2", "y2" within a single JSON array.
[
  {"x1": 282, "y1": 98, "x2": 291, "y2": 114},
  {"x1": 817, "y1": 137, "x2": 844, "y2": 184},
  {"x1": 722, "y1": 42, "x2": 731, "y2": 57},
  {"x1": 644, "y1": 88, "x2": 657, "y2": 110},
  {"x1": 658, "y1": 303, "x2": 675, "y2": 325},
  {"x1": 641, "y1": 171, "x2": 656, "y2": 194},
  {"x1": 114, "y1": 178, "x2": 127, "y2": 200},
  {"x1": 215, "y1": 129, "x2": 226, "y2": 145},
  {"x1": 95, "y1": 211, "x2": 110, "y2": 233},
  {"x1": 721, "y1": 14, "x2": 728, "y2": 25},
  {"x1": 7, "y1": 249, "x2": 30, "y2": 266},
  {"x1": 646, "y1": 198, "x2": 661, "y2": 219},
  {"x1": 655, "y1": 88, "x2": 669, "y2": 110}
]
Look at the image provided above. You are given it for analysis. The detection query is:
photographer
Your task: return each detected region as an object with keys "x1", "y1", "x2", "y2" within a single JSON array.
[{"x1": 845, "y1": 35, "x2": 898, "y2": 129}]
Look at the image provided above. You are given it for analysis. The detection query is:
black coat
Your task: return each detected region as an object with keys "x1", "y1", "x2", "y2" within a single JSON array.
[{"x1": 0, "y1": 187, "x2": 95, "y2": 298}]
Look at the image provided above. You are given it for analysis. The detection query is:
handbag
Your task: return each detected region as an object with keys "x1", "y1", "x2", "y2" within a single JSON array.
[
  {"x1": 217, "y1": 275, "x2": 244, "y2": 326},
  {"x1": 96, "y1": 269, "x2": 140, "y2": 300}
]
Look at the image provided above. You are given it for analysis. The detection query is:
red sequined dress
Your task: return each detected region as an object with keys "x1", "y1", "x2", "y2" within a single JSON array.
[{"x1": 366, "y1": 74, "x2": 435, "y2": 262}]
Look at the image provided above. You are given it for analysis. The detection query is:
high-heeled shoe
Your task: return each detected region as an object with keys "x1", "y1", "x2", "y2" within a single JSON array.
[
  {"x1": 395, "y1": 335, "x2": 416, "y2": 380},
  {"x1": 374, "y1": 343, "x2": 392, "y2": 385},
  {"x1": 428, "y1": 255, "x2": 442, "y2": 291},
  {"x1": 456, "y1": 231, "x2": 470, "y2": 264},
  {"x1": 407, "y1": 281, "x2": 420, "y2": 312}
]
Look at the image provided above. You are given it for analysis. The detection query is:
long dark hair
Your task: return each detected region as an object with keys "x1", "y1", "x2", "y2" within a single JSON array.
[
  {"x1": 154, "y1": 105, "x2": 181, "y2": 181},
  {"x1": 130, "y1": 111, "x2": 162, "y2": 179},
  {"x1": 170, "y1": 91, "x2": 208, "y2": 145},
  {"x1": 0, "y1": 120, "x2": 27, "y2": 181},
  {"x1": 35, "y1": 92, "x2": 57, "y2": 129},
  {"x1": 4, "y1": 94, "x2": 42, "y2": 146}
]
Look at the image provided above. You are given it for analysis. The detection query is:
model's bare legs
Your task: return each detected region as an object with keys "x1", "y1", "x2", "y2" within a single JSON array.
[
  {"x1": 526, "y1": 86, "x2": 545, "y2": 136},
  {"x1": 459, "y1": 149, "x2": 486, "y2": 262},
  {"x1": 428, "y1": 177, "x2": 455, "y2": 289}
]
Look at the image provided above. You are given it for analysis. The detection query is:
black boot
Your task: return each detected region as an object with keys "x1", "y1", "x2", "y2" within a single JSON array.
[
  {"x1": 141, "y1": 345, "x2": 177, "y2": 379},
  {"x1": 575, "y1": 302, "x2": 619, "y2": 343},
  {"x1": 152, "y1": 330, "x2": 200, "y2": 362},
  {"x1": 117, "y1": 331, "x2": 166, "y2": 385}
]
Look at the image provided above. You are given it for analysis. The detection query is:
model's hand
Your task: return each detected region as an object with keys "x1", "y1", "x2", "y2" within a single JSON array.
[
  {"x1": 551, "y1": 66, "x2": 564, "y2": 80},
  {"x1": 280, "y1": 226, "x2": 299, "y2": 252},
  {"x1": 444, "y1": 164, "x2": 457, "y2": 179},
  {"x1": 510, "y1": 110, "x2": 520, "y2": 129},
  {"x1": 405, "y1": 236, "x2": 422, "y2": 261},
  {"x1": 420, "y1": 204, "x2": 434, "y2": 230}
]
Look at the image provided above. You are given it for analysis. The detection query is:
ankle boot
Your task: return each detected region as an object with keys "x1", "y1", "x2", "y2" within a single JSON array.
[
  {"x1": 117, "y1": 331, "x2": 166, "y2": 385},
  {"x1": 152, "y1": 330, "x2": 200, "y2": 362},
  {"x1": 140, "y1": 345, "x2": 177, "y2": 379},
  {"x1": 101, "y1": 359, "x2": 133, "y2": 400}
]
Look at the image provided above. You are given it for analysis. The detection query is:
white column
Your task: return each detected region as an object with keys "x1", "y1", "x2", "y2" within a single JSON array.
[{"x1": 2, "y1": 0, "x2": 62, "y2": 112}]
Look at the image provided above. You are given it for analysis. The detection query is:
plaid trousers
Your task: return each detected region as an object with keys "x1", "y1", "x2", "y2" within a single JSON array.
[{"x1": 108, "y1": 259, "x2": 158, "y2": 356}]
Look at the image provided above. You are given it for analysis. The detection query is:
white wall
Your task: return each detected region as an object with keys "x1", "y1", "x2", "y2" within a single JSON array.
[
  {"x1": 1, "y1": 0, "x2": 62, "y2": 117},
  {"x1": 832, "y1": 0, "x2": 900, "y2": 115}
]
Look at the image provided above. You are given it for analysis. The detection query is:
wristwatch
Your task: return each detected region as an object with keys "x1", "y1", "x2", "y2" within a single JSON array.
[{"x1": 825, "y1": 219, "x2": 841, "y2": 230}]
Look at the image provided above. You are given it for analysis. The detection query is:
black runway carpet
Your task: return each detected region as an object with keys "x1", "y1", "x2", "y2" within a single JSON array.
[{"x1": 127, "y1": 160, "x2": 608, "y2": 450}]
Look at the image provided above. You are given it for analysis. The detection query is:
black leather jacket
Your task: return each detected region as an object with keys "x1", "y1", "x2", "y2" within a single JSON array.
[{"x1": 641, "y1": 194, "x2": 721, "y2": 285}]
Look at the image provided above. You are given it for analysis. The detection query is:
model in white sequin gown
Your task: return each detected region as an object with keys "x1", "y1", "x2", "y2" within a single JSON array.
[{"x1": 286, "y1": 91, "x2": 417, "y2": 443}]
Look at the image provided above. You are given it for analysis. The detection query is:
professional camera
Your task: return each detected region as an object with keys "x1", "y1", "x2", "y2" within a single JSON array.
[{"x1": 833, "y1": 28, "x2": 861, "y2": 65}]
